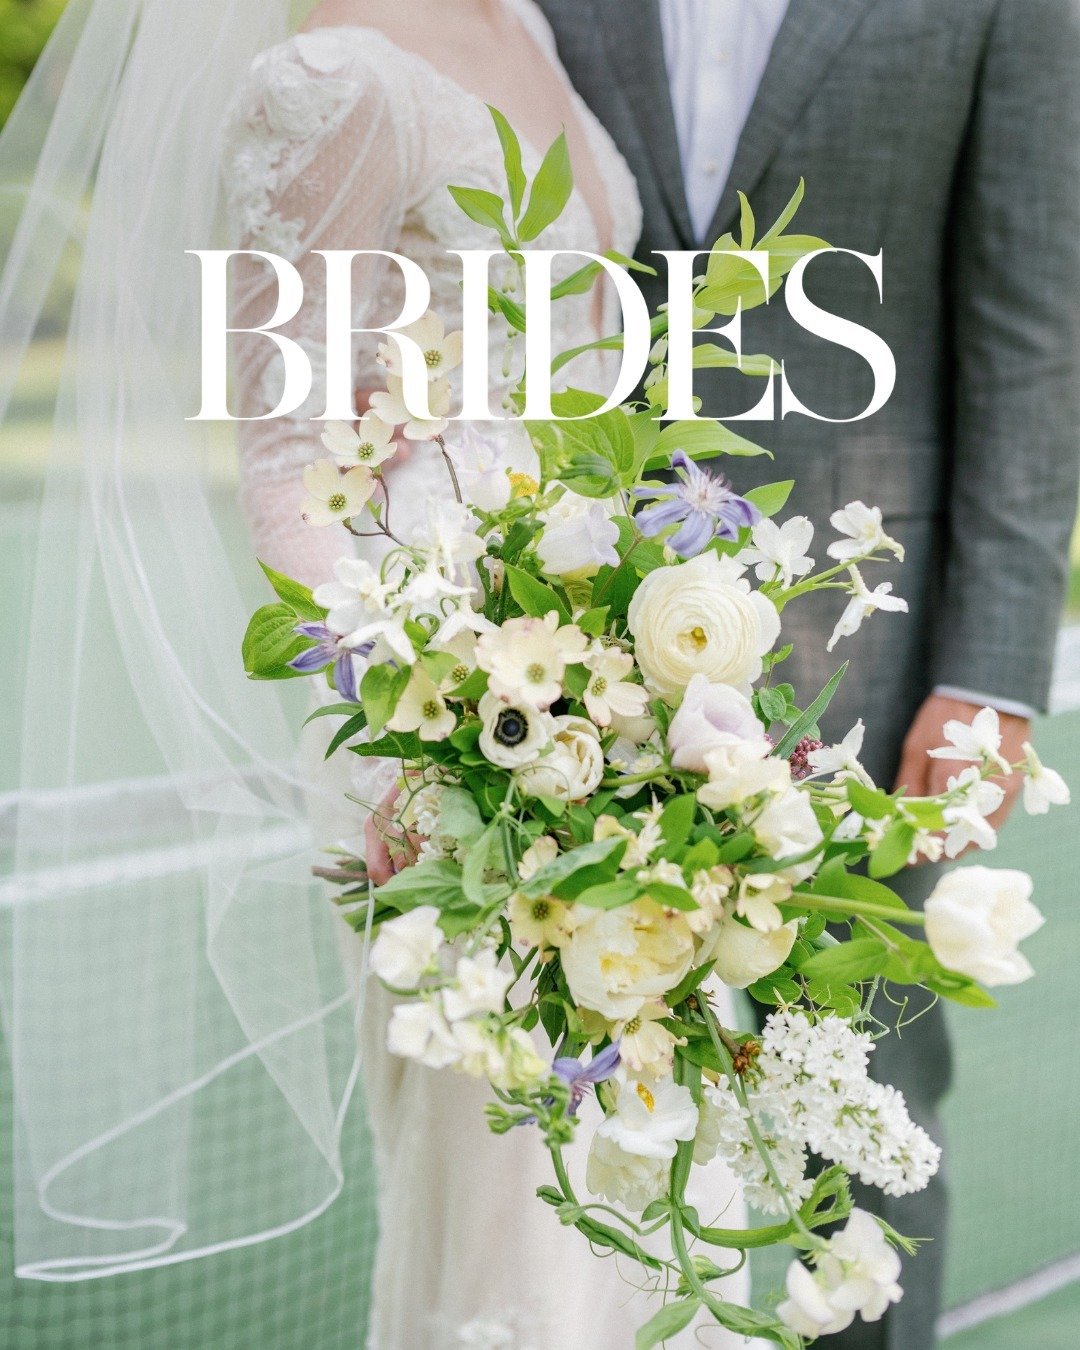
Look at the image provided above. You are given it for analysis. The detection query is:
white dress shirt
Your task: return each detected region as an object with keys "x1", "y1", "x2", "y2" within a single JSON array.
[{"x1": 658, "y1": 0, "x2": 1035, "y2": 721}]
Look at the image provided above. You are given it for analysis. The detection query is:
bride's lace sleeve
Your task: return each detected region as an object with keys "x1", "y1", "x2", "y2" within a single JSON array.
[{"x1": 224, "y1": 30, "x2": 423, "y2": 588}]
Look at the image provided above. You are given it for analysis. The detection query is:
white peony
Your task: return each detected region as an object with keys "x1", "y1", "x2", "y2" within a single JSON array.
[
  {"x1": 516, "y1": 716, "x2": 605, "y2": 802},
  {"x1": 585, "y1": 1132, "x2": 669, "y2": 1212},
  {"x1": 477, "y1": 690, "x2": 553, "y2": 770},
  {"x1": 442, "y1": 948, "x2": 513, "y2": 1021},
  {"x1": 666, "y1": 673, "x2": 763, "y2": 773},
  {"x1": 924, "y1": 866, "x2": 1043, "y2": 986},
  {"x1": 627, "y1": 552, "x2": 781, "y2": 701},
  {"x1": 597, "y1": 1077, "x2": 699, "y2": 1160},
  {"x1": 370, "y1": 906, "x2": 445, "y2": 987},
  {"x1": 560, "y1": 900, "x2": 695, "y2": 1020},
  {"x1": 535, "y1": 490, "x2": 620, "y2": 579}
]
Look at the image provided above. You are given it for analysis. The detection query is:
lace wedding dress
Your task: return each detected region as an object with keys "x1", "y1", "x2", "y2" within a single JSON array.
[{"x1": 225, "y1": 7, "x2": 753, "y2": 1346}]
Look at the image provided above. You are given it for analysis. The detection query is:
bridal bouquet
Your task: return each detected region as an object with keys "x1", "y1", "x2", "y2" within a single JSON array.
[{"x1": 243, "y1": 115, "x2": 1065, "y2": 1346}]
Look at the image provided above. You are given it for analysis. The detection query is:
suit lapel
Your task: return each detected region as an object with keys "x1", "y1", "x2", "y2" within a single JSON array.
[
  {"x1": 591, "y1": 0, "x2": 695, "y2": 246},
  {"x1": 705, "y1": 0, "x2": 880, "y2": 244}
]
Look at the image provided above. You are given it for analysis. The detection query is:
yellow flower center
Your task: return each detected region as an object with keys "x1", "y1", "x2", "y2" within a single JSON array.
[
  {"x1": 424, "y1": 348, "x2": 442, "y2": 368},
  {"x1": 357, "y1": 441, "x2": 375, "y2": 460},
  {"x1": 526, "y1": 662, "x2": 546, "y2": 683},
  {"x1": 509, "y1": 472, "x2": 539, "y2": 498},
  {"x1": 531, "y1": 899, "x2": 550, "y2": 921},
  {"x1": 635, "y1": 1082, "x2": 656, "y2": 1112},
  {"x1": 327, "y1": 492, "x2": 347, "y2": 514},
  {"x1": 450, "y1": 663, "x2": 469, "y2": 685},
  {"x1": 591, "y1": 675, "x2": 608, "y2": 697},
  {"x1": 623, "y1": 1015, "x2": 641, "y2": 1035},
  {"x1": 422, "y1": 698, "x2": 441, "y2": 719},
  {"x1": 688, "y1": 625, "x2": 708, "y2": 652}
]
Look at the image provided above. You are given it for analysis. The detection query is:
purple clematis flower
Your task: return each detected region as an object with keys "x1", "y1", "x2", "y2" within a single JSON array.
[
  {"x1": 288, "y1": 622, "x2": 370, "y2": 702},
  {"x1": 633, "y1": 450, "x2": 761, "y2": 557},
  {"x1": 552, "y1": 1042, "x2": 622, "y2": 1114}
]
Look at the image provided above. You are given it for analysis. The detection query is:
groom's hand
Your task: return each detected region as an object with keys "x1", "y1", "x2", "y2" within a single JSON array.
[{"x1": 893, "y1": 694, "x2": 1029, "y2": 856}]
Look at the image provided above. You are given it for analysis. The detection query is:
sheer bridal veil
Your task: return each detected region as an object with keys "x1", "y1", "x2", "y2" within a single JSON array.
[{"x1": 0, "y1": 0, "x2": 367, "y2": 1278}]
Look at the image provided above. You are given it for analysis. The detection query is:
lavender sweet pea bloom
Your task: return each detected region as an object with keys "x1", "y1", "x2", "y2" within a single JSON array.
[
  {"x1": 633, "y1": 450, "x2": 760, "y2": 557},
  {"x1": 552, "y1": 1042, "x2": 621, "y2": 1114},
  {"x1": 288, "y1": 622, "x2": 370, "y2": 702}
]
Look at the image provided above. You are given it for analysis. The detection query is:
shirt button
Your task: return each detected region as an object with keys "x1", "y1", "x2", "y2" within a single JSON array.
[
  {"x1": 702, "y1": 159, "x2": 720, "y2": 176},
  {"x1": 715, "y1": 49, "x2": 732, "y2": 65}
]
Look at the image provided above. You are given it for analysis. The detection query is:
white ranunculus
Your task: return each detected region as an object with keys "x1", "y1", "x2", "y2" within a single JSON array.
[
  {"x1": 627, "y1": 552, "x2": 781, "y2": 701},
  {"x1": 666, "y1": 673, "x2": 763, "y2": 773},
  {"x1": 516, "y1": 715, "x2": 605, "y2": 802},
  {"x1": 750, "y1": 786, "x2": 824, "y2": 882},
  {"x1": 536, "y1": 490, "x2": 620, "y2": 580},
  {"x1": 597, "y1": 1077, "x2": 699, "y2": 1160},
  {"x1": 477, "y1": 690, "x2": 553, "y2": 770},
  {"x1": 386, "y1": 1000, "x2": 461, "y2": 1069},
  {"x1": 442, "y1": 949, "x2": 514, "y2": 1021},
  {"x1": 924, "y1": 866, "x2": 1043, "y2": 986},
  {"x1": 701, "y1": 914, "x2": 799, "y2": 989},
  {"x1": 585, "y1": 1132, "x2": 669, "y2": 1212},
  {"x1": 560, "y1": 900, "x2": 695, "y2": 1020},
  {"x1": 370, "y1": 906, "x2": 445, "y2": 987}
]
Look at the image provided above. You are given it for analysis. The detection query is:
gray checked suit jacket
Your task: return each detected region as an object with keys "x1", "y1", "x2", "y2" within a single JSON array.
[{"x1": 538, "y1": 0, "x2": 1080, "y2": 783}]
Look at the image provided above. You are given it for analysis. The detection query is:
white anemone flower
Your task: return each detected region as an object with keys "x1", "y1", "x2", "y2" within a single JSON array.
[
  {"x1": 477, "y1": 690, "x2": 553, "y2": 770},
  {"x1": 369, "y1": 374, "x2": 452, "y2": 440},
  {"x1": 597, "y1": 1077, "x2": 699, "y2": 1160},
  {"x1": 928, "y1": 706, "x2": 1012, "y2": 776},
  {"x1": 386, "y1": 666, "x2": 456, "y2": 741},
  {"x1": 320, "y1": 411, "x2": 397, "y2": 468},
  {"x1": 300, "y1": 458, "x2": 375, "y2": 526},
  {"x1": 741, "y1": 515, "x2": 815, "y2": 586},
  {"x1": 1021, "y1": 741, "x2": 1070, "y2": 814},
  {"x1": 377, "y1": 311, "x2": 464, "y2": 382},
  {"x1": 476, "y1": 612, "x2": 588, "y2": 709},
  {"x1": 827, "y1": 501, "x2": 904, "y2": 563},
  {"x1": 582, "y1": 645, "x2": 650, "y2": 727},
  {"x1": 827, "y1": 566, "x2": 908, "y2": 652}
]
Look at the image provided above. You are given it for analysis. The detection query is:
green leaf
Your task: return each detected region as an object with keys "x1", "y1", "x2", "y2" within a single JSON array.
[
  {"x1": 847, "y1": 780, "x2": 896, "y2": 820},
  {"x1": 636, "y1": 1298, "x2": 700, "y2": 1350},
  {"x1": 577, "y1": 605, "x2": 610, "y2": 637},
  {"x1": 643, "y1": 419, "x2": 772, "y2": 471},
  {"x1": 748, "y1": 975, "x2": 801, "y2": 1006},
  {"x1": 643, "y1": 881, "x2": 699, "y2": 912},
  {"x1": 756, "y1": 686, "x2": 789, "y2": 726},
  {"x1": 527, "y1": 390, "x2": 636, "y2": 497},
  {"x1": 518, "y1": 130, "x2": 573, "y2": 241},
  {"x1": 487, "y1": 105, "x2": 526, "y2": 218},
  {"x1": 575, "y1": 877, "x2": 641, "y2": 909},
  {"x1": 361, "y1": 662, "x2": 411, "y2": 737},
  {"x1": 744, "y1": 480, "x2": 794, "y2": 519},
  {"x1": 447, "y1": 184, "x2": 513, "y2": 247},
  {"x1": 520, "y1": 837, "x2": 627, "y2": 898},
  {"x1": 374, "y1": 859, "x2": 467, "y2": 915},
  {"x1": 462, "y1": 824, "x2": 496, "y2": 906},
  {"x1": 242, "y1": 603, "x2": 309, "y2": 680},
  {"x1": 258, "y1": 561, "x2": 325, "y2": 621},
  {"x1": 799, "y1": 938, "x2": 890, "y2": 983},
  {"x1": 324, "y1": 709, "x2": 368, "y2": 758},
  {"x1": 868, "y1": 819, "x2": 918, "y2": 879},
  {"x1": 504, "y1": 564, "x2": 572, "y2": 624},
  {"x1": 738, "y1": 190, "x2": 756, "y2": 250},
  {"x1": 304, "y1": 701, "x2": 365, "y2": 725},
  {"x1": 658, "y1": 793, "x2": 697, "y2": 851},
  {"x1": 437, "y1": 786, "x2": 487, "y2": 849},
  {"x1": 773, "y1": 663, "x2": 848, "y2": 759}
]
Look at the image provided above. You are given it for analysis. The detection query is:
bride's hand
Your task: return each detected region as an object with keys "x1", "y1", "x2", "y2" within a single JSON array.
[{"x1": 364, "y1": 782, "x2": 424, "y2": 886}]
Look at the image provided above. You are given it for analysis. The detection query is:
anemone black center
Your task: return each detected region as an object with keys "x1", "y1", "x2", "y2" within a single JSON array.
[{"x1": 494, "y1": 707, "x2": 528, "y2": 747}]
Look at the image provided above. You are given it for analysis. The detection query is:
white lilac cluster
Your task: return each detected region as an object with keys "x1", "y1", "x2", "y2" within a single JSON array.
[
  {"x1": 778, "y1": 1209, "x2": 903, "y2": 1339},
  {"x1": 707, "y1": 1012, "x2": 941, "y2": 1216},
  {"x1": 372, "y1": 908, "x2": 546, "y2": 1091}
]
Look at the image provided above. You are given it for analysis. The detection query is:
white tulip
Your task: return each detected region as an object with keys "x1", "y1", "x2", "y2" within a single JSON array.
[
  {"x1": 516, "y1": 716, "x2": 605, "y2": 802},
  {"x1": 666, "y1": 673, "x2": 762, "y2": 773},
  {"x1": 536, "y1": 490, "x2": 620, "y2": 579},
  {"x1": 370, "y1": 906, "x2": 445, "y2": 987},
  {"x1": 924, "y1": 866, "x2": 1043, "y2": 986},
  {"x1": 701, "y1": 914, "x2": 799, "y2": 989}
]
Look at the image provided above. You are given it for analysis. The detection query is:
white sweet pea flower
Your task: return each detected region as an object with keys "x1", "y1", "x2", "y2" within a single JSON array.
[
  {"x1": 370, "y1": 374, "x2": 452, "y2": 441},
  {"x1": 517, "y1": 715, "x2": 605, "y2": 802},
  {"x1": 385, "y1": 666, "x2": 457, "y2": 741},
  {"x1": 370, "y1": 906, "x2": 445, "y2": 987},
  {"x1": 476, "y1": 612, "x2": 588, "y2": 709},
  {"x1": 1021, "y1": 741, "x2": 1070, "y2": 814},
  {"x1": 314, "y1": 557, "x2": 395, "y2": 636},
  {"x1": 807, "y1": 720, "x2": 868, "y2": 779},
  {"x1": 585, "y1": 1133, "x2": 669, "y2": 1212},
  {"x1": 320, "y1": 411, "x2": 396, "y2": 468},
  {"x1": 377, "y1": 311, "x2": 464, "y2": 383},
  {"x1": 697, "y1": 739, "x2": 789, "y2": 811},
  {"x1": 607, "y1": 706, "x2": 658, "y2": 745},
  {"x1": 827, "y1": 567, "x2": 909, "y2": 651},
  {"x1": 582, "y1": 645, "x2": 650, "y2": 727},
  {"x1": 925, "y1": 865, "x2": 1043, "y2": 985},
  {"x1": 741, "y1": 515, "x2": 815, "y2": 586},
  {"x1": 477, "y1": 690, "x2": 553, "y2": 770},
  {"x1": 597, "y1": 1077, "x2": 699, "y2": 1160},
  {"x1": 442, "y1": 948, "x2": 513, "y2": 1021},
  {"x1": 942, "y1": 767, "x2": 1005, "y2": 857},
  {"x1": 666, "y1": 673, "x2": 762, "y2": 774},
  {"x1": 535, "y1": 490, "x2": 620, "y2": 580},
  {"x1": 779, "y1": 1209, "x2": 903, "y2": 1339},
  {"x1": 927, "y1": 705, "x2": 1011, "y2": 776},
  {"x1": 410, "y1": 498, "x2": 486, "y2": 573},
  {"x1": 827, "y1": 501, "x2": 904, "y2": 563},
  {"x1": 300, "y1": 458, "x2": 375, "y2": 527},
  {"x1": 386, "y1": 1000, "x2": 461, "y2": 1068}
]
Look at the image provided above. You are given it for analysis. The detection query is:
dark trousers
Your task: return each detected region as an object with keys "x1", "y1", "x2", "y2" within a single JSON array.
[{"x1": 827, "y1": 861, "x2": 953, "y2": 1350}]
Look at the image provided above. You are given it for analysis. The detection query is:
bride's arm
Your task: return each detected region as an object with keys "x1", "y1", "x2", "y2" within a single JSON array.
[{"x1": 227, "y1": 35, "x2": 415, "y2": 589}]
